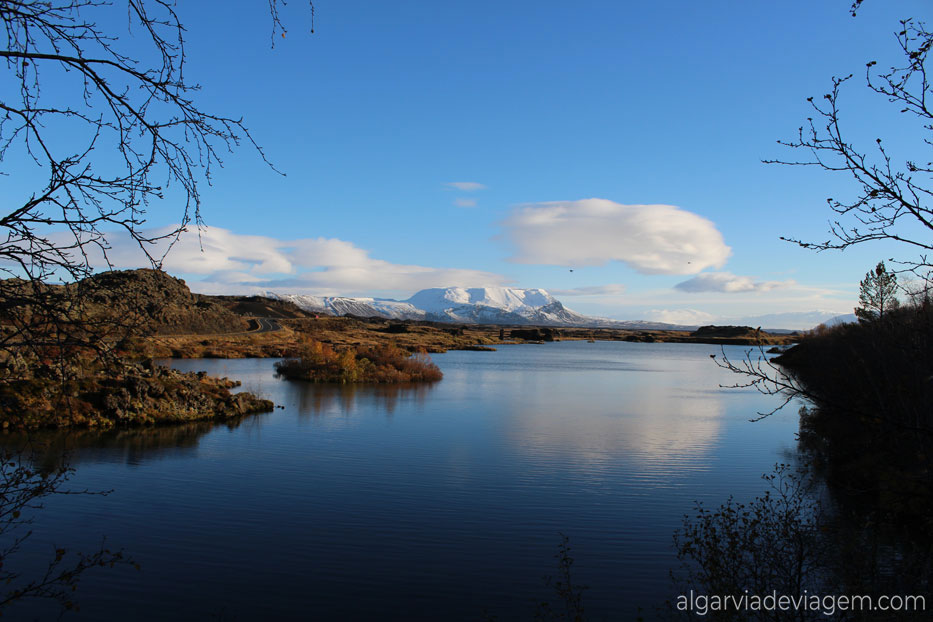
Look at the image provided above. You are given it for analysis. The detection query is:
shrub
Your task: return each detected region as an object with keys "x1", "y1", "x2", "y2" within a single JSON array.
[{"x1": 673, "y1": 466, "x2": 825, "y2": 616}]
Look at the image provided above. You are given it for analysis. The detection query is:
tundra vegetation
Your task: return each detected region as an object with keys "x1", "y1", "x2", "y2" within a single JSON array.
[{"x1": 274, "y1": 339, "x2": 443, "y2": 384}]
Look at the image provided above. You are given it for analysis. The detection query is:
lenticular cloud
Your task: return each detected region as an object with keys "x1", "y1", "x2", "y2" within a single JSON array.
[
  {"x1": 503, "y1": 199, "x2": 731, "y2": 275},
  {"x1": 675, "y1": 271, "x2": 793, "y2": 294}
]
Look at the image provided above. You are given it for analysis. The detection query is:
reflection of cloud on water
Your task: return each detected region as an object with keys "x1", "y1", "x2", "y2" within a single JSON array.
[{"x1": 501, "y1": 366, "x2": 726, "y2": 476}]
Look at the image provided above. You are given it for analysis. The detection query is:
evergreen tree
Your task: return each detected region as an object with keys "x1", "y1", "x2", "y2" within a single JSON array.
[{"x1": 855, "y1": 261, "x2": 899, "y2": 322}]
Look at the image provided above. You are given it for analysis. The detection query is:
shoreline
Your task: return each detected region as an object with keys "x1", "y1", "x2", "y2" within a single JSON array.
[{"x1": 137, "y1": 316, "x2": 797, "y2": 360}]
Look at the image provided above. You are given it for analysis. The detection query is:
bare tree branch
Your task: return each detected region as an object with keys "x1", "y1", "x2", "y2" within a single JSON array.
[
  {"x1": 0, "y1": 4, "x2": 311, "y2": 614},
  {"x1": 766, "y1": 19, "x2": 933, "y2": 272},
  {"x1": 0, "y1": 1, "x2": 313, "y2": 382}
]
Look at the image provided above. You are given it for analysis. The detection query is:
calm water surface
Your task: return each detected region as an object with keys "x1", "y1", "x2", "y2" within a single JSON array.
[{"x1": 9, "y1": 341, "x2": 799, "y2": 620}]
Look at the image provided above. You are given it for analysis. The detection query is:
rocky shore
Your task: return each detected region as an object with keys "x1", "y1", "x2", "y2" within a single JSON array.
[{"x1": 0, "y1": 362, "x2": 273, "y2": 430}]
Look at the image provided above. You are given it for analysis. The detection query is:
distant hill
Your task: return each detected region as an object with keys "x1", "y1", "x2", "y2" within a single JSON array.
[
  {"x1": 823, "y1": 313, "x2": 858, "y2": 327},
  {"x1": 727, "y1": 310, "x2": 855, "y2": 332},
  {"x1": 208, "y1": 295, "x2": 315, "y2": 320},
  {"x1": 0, "y1": 269, "x2": 252, "y2": 336}
]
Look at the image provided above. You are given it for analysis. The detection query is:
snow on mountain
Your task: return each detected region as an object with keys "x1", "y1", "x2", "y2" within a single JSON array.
[
  {"x1": 267, "y1": 293, "x2": 326, "y2": 313},
  {"x1": 406, "y1": 287, "x2": 555, "y2": 314},
  {"x1": 265, "y1": 287, "x2": 621, "y2": 326},
  {"x1": 266, "y1": 293, "x2": 425, "y2": 320},
  {"x1": 264, "y1": 287, "x2": 850, "y2": 331},
  {"x1": 402, "y1": 287, "x2": 591, "y2": 324},
  {"x1": 328, "y1": 297, "x2": 425, "y2": 320}
]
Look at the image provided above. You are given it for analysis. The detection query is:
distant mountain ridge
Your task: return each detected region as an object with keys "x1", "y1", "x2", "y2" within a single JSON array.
[
  {"x1": 263, "y1": 286, "x2": 849, "y2": 331},
  {"x1": 729, "y1": 310, "x2": 857, "y2": 332},
  {"x1": 266, "y1": 286, "x2": 683, "y2": 329}
]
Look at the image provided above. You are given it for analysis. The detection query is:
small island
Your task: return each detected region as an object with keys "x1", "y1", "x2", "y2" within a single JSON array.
[{"x1": 274, "y1": 340, "x2": 443, "y2": 383}]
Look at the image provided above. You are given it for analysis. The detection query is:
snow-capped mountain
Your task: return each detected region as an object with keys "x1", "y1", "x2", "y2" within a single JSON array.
[
  {"x1": 263, "y1": 287, "x2": 848, "y2": 331},
  {"x1": 267, "y1": 286, "x2": 617, "y2": 326},
  {"x1": 268, "y1": 294, "x2": 426, "y2": 320},
  {"x1": 406, "y1": 287, "x2": 555, "y2": 314},
  {"x1": 404, "y1": 287, "x2": 593, "y2": 324}
]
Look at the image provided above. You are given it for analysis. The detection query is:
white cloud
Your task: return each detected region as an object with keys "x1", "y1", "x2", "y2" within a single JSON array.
[
  {"x1": 674, "y1": 272, "x2": 794, "y2": 294},
  {"x1": 549, "y1": 284, "x2": 626, "y2": 296},
  {"x1": 257, "y1": 261, "x2": 507, "y2": 295},
  {"x1": 454, "y1": 198, "x2": 477, "y2": 208},
  {"x1": 502, "y1": 199, "x2": 730, "y2": 274},
  {"x1": 446, "y1": 181, "x2": 486, "y2": 191},
  {"x1": 84, "y1": 225, "x2": 509, "y2": 296},
  {"x1": 645, "y1": 308, "x2": 717, "y2": 325}
]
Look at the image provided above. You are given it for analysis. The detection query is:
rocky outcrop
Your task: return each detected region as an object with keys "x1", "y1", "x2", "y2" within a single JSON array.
[
  {"x1": 78, "y1": 269, "x2": 250, "y2": 335},
  {"x1": 691, "y1": 325, "x2": 762, "y2": 339},
  {"x1": 0, "y1": 362, "x2": 273, "y2": 430},
  {"x1": 509, "y1": 328, "x2": 555, "y2": 341}
]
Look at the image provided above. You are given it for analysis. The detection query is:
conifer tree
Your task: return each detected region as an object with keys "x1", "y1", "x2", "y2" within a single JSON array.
[{"x1": 855, "y1": 261, "x2": 899, "y2": 322}]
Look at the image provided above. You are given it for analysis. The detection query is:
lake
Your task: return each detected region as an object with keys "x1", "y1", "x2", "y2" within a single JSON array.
[{"x1": 7, "y1": 341, "x2": 799, "y2": 620}]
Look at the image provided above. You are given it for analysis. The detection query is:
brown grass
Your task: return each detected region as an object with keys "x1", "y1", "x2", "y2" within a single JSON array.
[
  {"x1": 133, "y1": 316, "x2": 796, "y2": 361},
  {"x1": 274, "y1": 339, "x2": 443, "y2": 384}
]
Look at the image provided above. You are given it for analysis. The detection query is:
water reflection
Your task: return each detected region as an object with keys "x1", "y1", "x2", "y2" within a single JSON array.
[
  {"x1": 1, "y1": 378, "x2": 438, "y2": 470},
  {"x1": 159, "y1": 356, "x2": 438, "y2": 417},
  {"x1": 505, "y1": 387, "x2": 723, "y2": 472},
  {"x1": 441, "y1": 343, "x2": 730, "y2": 473},
  {"x1": 0, "y1": 419, "x2": 247, "y2": 472},
  {"x1": 0, "y1": 346, "x2": 800, "y2": 622},
  {"x1": 281, "y1": 381, "x2": 437, "y2": 418}
]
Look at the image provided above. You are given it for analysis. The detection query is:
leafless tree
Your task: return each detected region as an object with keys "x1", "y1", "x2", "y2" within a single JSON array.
[
  {"x1": 0, "y1": 2, "x2": 311, "y2": 615},
  {"x1": 766, "y1": 13, "x2": 933, "y2": 273},
  {"x1": 726, "y1": 4, "x2": 933, "y2": 420},
  {"x1": 1, "y1": 0, "x2": 278, "y2": 284},
  {"x1": 901, "y1": 269, "x2": 933, "y2": 308},
  {"x1": 0, "y1": 1, "x2": 312, "y2": 373},
  {"x1": 713, "y1": 345, "x2": 808, "y2": 422}
]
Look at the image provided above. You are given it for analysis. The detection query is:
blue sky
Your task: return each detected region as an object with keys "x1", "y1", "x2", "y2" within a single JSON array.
[{"x1": 12, "y1": 0, "x2": 932, "y2": 325}]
